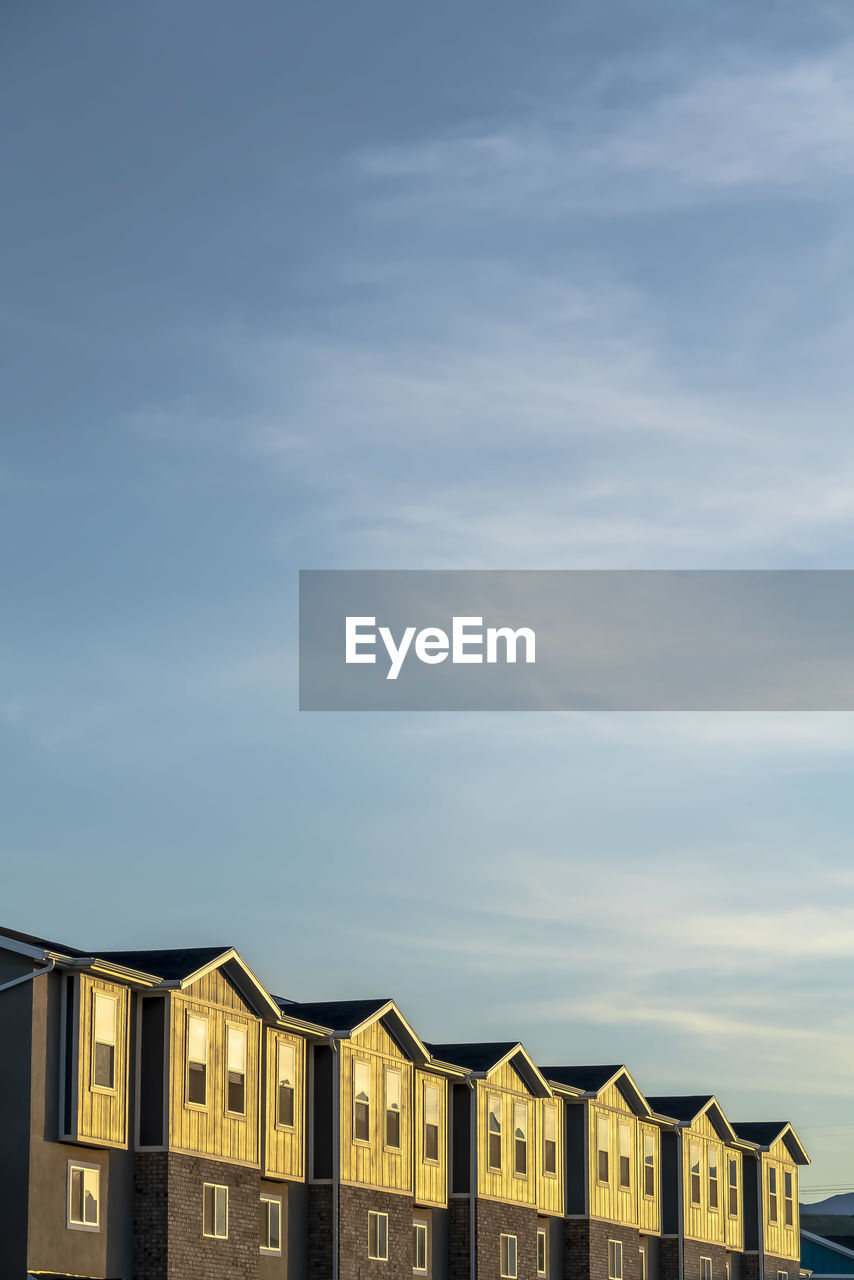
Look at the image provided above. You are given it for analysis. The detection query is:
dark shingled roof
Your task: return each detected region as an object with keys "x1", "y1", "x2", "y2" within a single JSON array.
[
  {"x1": 646, "y1": 1095, "x2": 715, "y2": 1121},
  {"x1": 275, "y1": 998, "x2": 390, "y2": 1032},
  {"x1": 0, "y1": 924, "x2": 87, "y2": 957},
  {"x1": 541, "y1": 1065, "x2": 624, "y2": 1092},
  {"x1": 95, "y1": 946, "x2": 231, "y2": 981},
  {"x1": 426, "y1": 1042, "x2": 519, "y2": 1072},
  {"x1": 732, "y1": 1122, "x2": 789, "y2": 1145}
]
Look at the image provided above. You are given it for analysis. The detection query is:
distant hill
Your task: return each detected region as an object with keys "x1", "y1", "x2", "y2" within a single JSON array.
[{"x1": 802, "y1": 1193, "x2": 854, "y2": 1216}]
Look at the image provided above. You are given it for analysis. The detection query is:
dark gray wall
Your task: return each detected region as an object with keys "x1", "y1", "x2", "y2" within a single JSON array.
[
  {"x1": 565, "y1": 1102, "x2": 586, "y2": 1215},
  {"x1": 0, "y1": 950, "x2": 35, "y2": 1276},
  {"x1": 661, "y1": 1133, "x2": 679, "y2": 1236},
  {"x1": 452, "y1": 1084, "x2": 470, "y2": 1194}
]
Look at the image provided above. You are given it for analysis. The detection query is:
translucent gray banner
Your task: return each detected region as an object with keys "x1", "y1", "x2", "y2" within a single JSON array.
[{"x1": 299, "y1": 570, "x2": 854, "y2": 710}]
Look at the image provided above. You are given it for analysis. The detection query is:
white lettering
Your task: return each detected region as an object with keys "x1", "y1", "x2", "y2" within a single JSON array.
[
  {"x1": 346, "y1": 617, "x2": 377, "y2": 664},
  {"x1": 414, "y1": 628, "x2": 449, "y2": 664},
  {"x1": 379, "y1": 625, "x2": 416, "y2": 680},
  {"x1": 452, "y1": 616, "x2": 483, "y2": 664},
  {"x1": 486, "y1": 626, "x2": 536, "y2": 664}
]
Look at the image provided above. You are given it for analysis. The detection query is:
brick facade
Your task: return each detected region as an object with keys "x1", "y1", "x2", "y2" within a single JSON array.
[
  {"x1": 477, "y1": 1198, "x2": 540, "y2": 1280},
  {"x1": 449, "y1": 1196, "x2": 471, "y2": 1280},
  {"x1": 566, "y1": 1218, "x2": 641, "y2": 1280},
  {"x1": 308, "y1": 1182, "x2": 334, "y2": 1280},
  {"x1": 660, "y1": 1237, "x2": 680, "y2": 1280},
  {"x1": 338, "y1": 1183, "x2": 415, "y2": 1280},
  {"x1": 683, "y1": 1239, "x2": 727, "y2": 1280}
]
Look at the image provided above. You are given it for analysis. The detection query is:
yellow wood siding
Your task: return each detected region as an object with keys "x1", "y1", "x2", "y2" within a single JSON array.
[
  {"x1": 762, "y1": 1143, "x2": 799, "y2": 1261},
  {"x1": 536, "y1": 1098, "x2": 565, "y2": 1217},
  {"x1": 681, "y1": 1113, "x2": 742, "y2": 1248},
  {"x1": 476, "y1": 1076, "x2": 537, "y2": 1206},
  {"x1": 415, "y1": 1070, "x2": 448, "y2": 1207},
  {"x1": 638, "y1": 1122, "x2": 662, "y2": 1234},
  {"x1": 263, "y1": 1028, "x2": 305, "y2": 1181},
  {"x1": 589, "y1": 1099, "x2": 639, "y2": 1226},
  {"x1": 339, "y1": 1024, "x2": 413, "y2": 1192},
  {"x1": 76, "y1": 976, "x2": 130, "y2": 1148},
  {"x1": 168, "y1": 977, "x2": 260, "y2": 1166}
]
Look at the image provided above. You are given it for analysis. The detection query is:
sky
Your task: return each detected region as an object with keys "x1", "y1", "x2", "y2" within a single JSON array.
[{"x1": 3, "y1": 0, "x2": 854, "y2": 1199}]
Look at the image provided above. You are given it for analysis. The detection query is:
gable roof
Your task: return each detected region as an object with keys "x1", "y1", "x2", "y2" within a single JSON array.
[
  {"x1": 542, "y1": 1064, "x2": 651, "y2": 1114},
  {"x1": 280, "y1": 997, "x2": 431, "y2": 1063},
  {"x1": 733, "y1": 1121, "x2": 810, "y2": 1164},
  {"x1": 96, "y1": 946, "x2": 230, "y2": 982},
  {"x1": 647, "y1": 1095, "x2": 736, "y2": 1141},
  {"x1": 428, "y1": 1041, "x2": 552, "y2": 1097},
  {"x1": 0, "y1": 925, "x2": 87, "y2": 958}
]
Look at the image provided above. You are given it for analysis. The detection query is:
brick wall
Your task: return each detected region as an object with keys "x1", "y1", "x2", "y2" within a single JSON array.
[
  {"x1": 565, "y1": 1219, "x2": 641, "y2": 1280},
  {"x1": 134, "y1": 1152, "x2": 168, "y2": 1280},
  {"x1": 742, "y1": 1253, "x2": 760, "y2": 1280},
  {"x1": 477, "y1": 1199, "x2": 539, "y2": 1280},
  {"x1": 683, "y1": 1239, "x2": 727, "y2": 1280},
  {"x1": 309, "y1": 1183, "x2": 333, "y2": 1280},
  {"x1": 338, "y1": 1183, "x2": 414, "y2": 1280},
  {"x1": 449, "y1": 1196, "x2": 471, "y2": 1280},
  {"x1": 660, "y1": 1237, "x2": 680, "y2": 1280},
  {"x1": 763, "y1": 1252, "x2": 798, "y2": 1280}
]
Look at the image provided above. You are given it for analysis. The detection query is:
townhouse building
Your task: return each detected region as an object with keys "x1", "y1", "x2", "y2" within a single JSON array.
[{"x1": 0, "y1": 925, "x2": 810, "y2": 1280}]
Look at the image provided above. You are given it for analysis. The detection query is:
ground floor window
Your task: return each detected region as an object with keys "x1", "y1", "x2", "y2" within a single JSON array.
[
  {"x1": 68, "y1": 1162, "x2": 100, "y2": 1231},
  {"x1": 537, "y1": 1227, "x2": 548, "y2": 1277},
  {"x1": 500, "y1": 1233, "x2": 518, "y2": 1279},
  {"x1": 777, "y1": 1272, "x2": 788, "y2": 1280},
  {"x1": 260, "y1": 1194, "x2": 282, "y2": 1254},
  {"x1": 369, "y1": 1210, "x2": 389, "y2": 1260},
  {"x1": 608, "y1": 1239, "x2": 623, "y2": 1280},
  {"x1": 414, "y1": 1217, "x2": 429, "y2": 1273},
  {"x1": 700, "y1": 1257, "x2": 712, "y2": 1280},
  {"x1": 203, "y1": 1183, "x2": 228, "y2": 1239},
  {"x1": 639, "y1": 1247, "x2": 646, "y2": 1280}
]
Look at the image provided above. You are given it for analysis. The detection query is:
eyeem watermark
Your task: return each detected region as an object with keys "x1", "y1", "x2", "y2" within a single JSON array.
[{"x1": 346, "y1": 616, "x2": 536, "y2": 680}]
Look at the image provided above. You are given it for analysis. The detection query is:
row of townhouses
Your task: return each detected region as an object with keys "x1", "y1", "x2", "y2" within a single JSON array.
[{"x1": 0, "y1": 925, "x2": 809, "y2": 1280}]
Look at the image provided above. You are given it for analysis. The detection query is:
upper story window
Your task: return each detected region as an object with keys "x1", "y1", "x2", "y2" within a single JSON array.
[
  {"x1": 597, "y1": 1114, "x2": 610, "y2": 1184},
  {"x1": 276, "y1": 1041, "x2": 296, "y2": 1129},
  {"x1": 643, "y1": 1131, "x2": 655, "y2": 1198},
  {"x1": 768, "y1": 1167, "x2": 778, "y2": 1223},
  {"x1": 226, "y1": 1024, "x2": 247, "y2": 1117},
  {"x1": 68, "y1": 1161, "x2": 100, "y2": 1231},
  {"x1": 728, "y1": 1157, "x2": 738, "y2": 1217},
  {"x1": 514, "y1": 1101, "x2": 528, "y2": 1177},
  {"x1": 708, "y1": 1146, "x2": 719, "y2": 1210},
  {"x1": 260, "y1": 1195, "x2": 282, "y2": 1254},
  {"x1": 203, "y1": 1183, "x2": 228, "y2": 1239},
  {"x1": 187, "y1": 1014, "x2": 208, "y2": 1107},
  {"x1": 619, "y1": 1122, "x2": 631, "y2": 1189},
  {"x1": 424, "y1": 1082, "x2": 440, "y2": 1162},
  {"x1": 385, "y1": 1068, "x2": 402, "y2": 1150},
  {"x1": 92, "y1": 992, "x2": 117, "y2": 1091},
  {"x1": 784, "y1": 1170, "x2": 794, "y2": 1226},
  {"x1": 690, "y1": 1143, "x2": 701, "y2": 1207},
  {"x1": 488, "y1": 1093, "x2": 502, "y2": 1171},
  {"x1": 500, "y1": 1233, "x2": 518, "y2": 1279},
  {"x1": 354, "y1": 1059, "x2": 371, "y2": 1143},
  {"x1": 543, "y1": 1102, "x2": 557, "y2": 1176}
]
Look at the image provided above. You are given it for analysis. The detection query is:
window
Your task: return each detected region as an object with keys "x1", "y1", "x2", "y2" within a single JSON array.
[
  {"x1": 514, "y1": 1101, "x2": 528, "y2": 1176},
  {"x1": 537, "y1": 1227, "x2": 548, "y2": 1277},
  {"x1": 700, "y1": 1257, "x2": 712, "y2": 1280},
  {"x1": 92, "y1": 992, "x2": 117, "y2": 1091},
  {"x1": 424, "y1": 1083, "x2": 440, "y2": 1162},
  {"x1": 277, "y1": 1040, "x2": 296, "y2": 1129},
  {"x1": 385, "y1": 1068, "x2": 402, "y2": 1150},
  {"x1": 768, "y1": 1167, "x2": 778, "y2": 1224},
  {"x1": 619, "y1": 1122, "x2": 631, "y2": 1189},
  {"x1": 726, "y1": 1265, "x2": 730, "y2": 1280},
  {"x1": 500, "y1": 1233, "x2": 518, "y2": 1279},
  {"x1": 414, "y1": 1219, "x2": 428, "y2": 1273},
  {"x1": 187, "y1": 1014, "x2": 208, "y2": 1107},
  {"x1": 543, "y1": 1103, "x2": 557, "y2": 1176},
  {"x1": 608, "y1": 1239, "x2": 623, "y2": 1280},
  {"x1": 690, "y1": 1142, "x2": 701, "y2": 1206},
  {"x1": 597, "y1": 1114, "x2": 610, "y2": 1183},
  {"x1": 68, "y1": 1161, "x2": 100, "y2": 1231},
  {"x1": 643, "y1": 1131, "x2": 655, "y2": 1199},
  {"x1": 639, "y1": 1249, "x2": 646, "y2": 1280},
  {"x1": 260, "y1": 1195, "x2": 282, "y2": 1254},
  {"x1": 226, "y1": 1024, "x2": 247, "y2": 1116},
  {"x1": 709, "y1": 1146, "x2": 719, "y2": 1210},
  {"x1": 784, "y1": 1171, "x2": 794, "y2": 1227},
  {"x1": 728, "y1": 1157, "x2": 738, "y2": 1217},
  {"x1": 203, "y1": 1183, "x2": 228, "y2": 1239},
  {"x1": 488, "y1": 1093, "x2": 502, "y2": 1171},
  {"x1": 777, "y1": 1272, "x2": 788, "y2": 1280},
  {"x1": 369, "y1": 1211, "x2": 389, "y2": 1260},
  {"x1": 354, "y1": 1059, "x2": 371, "y2": 1143}
]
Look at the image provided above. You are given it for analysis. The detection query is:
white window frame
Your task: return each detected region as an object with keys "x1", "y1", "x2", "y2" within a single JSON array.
[
  {"x1": 543, "y1": 1102, "x2": 557, "y2": 1177},
  {"x1": 640, "y1": 1247, "x2": 646, "y2": 1280},
  {"x1": 608, "y1": 1238, "x2": 623, "y2": 1280},
  {"x1": 700, "y1": 1257, "x2": 712, "y2": 1280},
  {"x1": 276, "y1": 1038, "x2": 296, "y2": 1131},
  {"x1": 91, "y1": 990, "x2": 118, "y2": 1094},
  {"x1": 67, "y1": 1160, "x2": 100, "y2": 1231},
  {"x1": 260, "y1": 1193, "x2": 282, "y2": 1255},
  {"x1": 424, "y1": 1081, "x2": 440, "y2": 1164},
  {"x1": 619, "y1": 1121, "x2": 631, "y2": 1190},
  {"x1": 414, "y1": 1217, "x2": 429, "y2": 1274},
  {"x1": 513, "y1": 1100, "x2": 528, "y2": 1178},
  {"x1": 690, "y1": 1142, "x2": 702, "y2": 1207},
  {"x1": 728, "y1": 1156, "x2": 739, "y2": 1218},
  {"x1": 643, "y1": 1130, "x2": 656, "y2": 1199},
  {"x1": 768, "y1": 1167, "x2": 778, "y2": 1224},
  {"x1": 500, "y1": 1233, "x2": 518, "y2": 1279},
  {"x1": 537, "y1": 1227, "x2": 548, "y2": 1277},
  {"x1": 777, "y1": 1272, "x2": 788, "y2": 1280},
  {"x1": 488, "y1": 1092, "x2": 502, "y2": 1172},
  {"x1": 784, "y1": 1170, "x2": 794, "y2": 1227},
  {"x1": 186, "y1": 1011, "x2": 209, "y2": 1109},
  {"x1": 202, "y1": 1182, "x2": 229, "y2": 1240},
  {"x1": 708, "y1": 1145, "x2": 720, "y2": 1211},
  {"x1": 354, "y1": 1058, "x2": 371, "y2": 1145},
  {"x1": 597, "y1": 1114, "x2": 610, "y2": 1184},
  {"x1": 385, "y1": 1066, "x2": 402, "y2": 1152},
  {"x1": 225, "y1": 1022, "x2": 247, "y2": 1119},
  {"x1": 368, "y1": 1210, "x2": 389, "y2": 1261}
]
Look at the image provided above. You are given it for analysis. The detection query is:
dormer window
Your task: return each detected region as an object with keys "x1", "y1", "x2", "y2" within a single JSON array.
[
  {"x1": 385, "y1": 1068, "x2": 402, "y2": 1150},
  {"x1": 226, "y1": 1025, "x2": 246, "y2": 1117},
  {"x1": 488, "y1": 1093, "x2": 502, "y2": 1170},
  {"x1": 514, "y1": 1101, "x2": 528, "y2": 1176},
  {"x1": 276, "y1": 1041, "x2": 296, "y2": 1129},
  {"x1": 92, "y1": 993, "x2": 117, "y2": 1091},
  {"x1": 354, "y1": 1059, "x2": 371, "y2": 1143},
  {"x1": 187, "y1": 1014, "x2": 208, "y2": 1107}
]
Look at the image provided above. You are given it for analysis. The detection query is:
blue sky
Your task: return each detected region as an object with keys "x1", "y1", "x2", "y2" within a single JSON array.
[{"x1": 3, "y1": 1, "x2": 854, "y2": 1196}]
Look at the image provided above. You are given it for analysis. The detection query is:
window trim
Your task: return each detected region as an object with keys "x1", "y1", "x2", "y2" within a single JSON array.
[
  {"x1": 728, "y1": 1156, "x2": 739, "y2": 1218},
  {"x1": 618, "y1": 1120, "x2": 632, "y2": 1190},
  {"x1": 597, "y1": 1114, "x2": 610, "y2": 1185},
  {"x1": 639, "y1": 1247, "x2": 646, "y2": 1280},
  {"x1": 608, "y1": 1238, "x2": 623, "y2": 1280},
  {"x1": 513, "y1": 1099, "x2": 528, "y2": 1179},
  {"x1": 275, "y1": 1037, "x2": 297, "y2": 1132},
  {"x1": 368, "y1": 1210, "x2": 389, "y2": 1261},
  {"x1": 224, "y1": 1021, "x2": 248, "y2": 1119},
  {"x1": 260, "y1": 1193, "x2": 283, "y2": 1255},
  {"x1": 90, "y1": 990, "x2": 118, "y2": 1095},
  {"x1": 643, "y1": 1130, "x2": 656, "y2": 1200},
  {"x1": 384, "y1": 1065, "x2": 403, "y2": 1153},
  {"x1": 690, "y1": 1141, "x2": 702, "y2": 1208},
  {"x1": 543, "y1": 1101, "x2": 557, "y2": 1178},
  {"x1": 500, "y1": 1232, "x2": 518, "y2": 1279},
  {"x1": 537, "y1": 1226, "x2": 548, "y2": 1278},
  {"x1": 708, "y1": 1145, "x2": 720, "y2": 1212},
  {"x1": 414, "y1": 1217, "x2": 429, "y2": 1274},
  {"x1": 768, "y1": 1166, "x2": 778, "y2": 1224},
  {"x1": 423, "y1": 1080, "x2": 441, "y2": 1165},
  {"x1": 700, "y1": 1256, "x2": 712, "y2": 1280},
  {"x1": 487, "y1": 1092, "x2": 502, "y2": 1173},
  {"x1": 202, "y1": 1182, "x2": 229, "y2": 1240},
  {"x1": 186, "y1": 1010, "x2": 209, "y2": 1111},
  {"x1": 354, "y1": 1057, "x2": 372, "y2": 1146},
  {"x1": 67, "y1": 1160, "x2": 100, "y2": 1232},
  {"x1": 784, "y1": 1170, "x2": 794, "y2": 1227}
]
